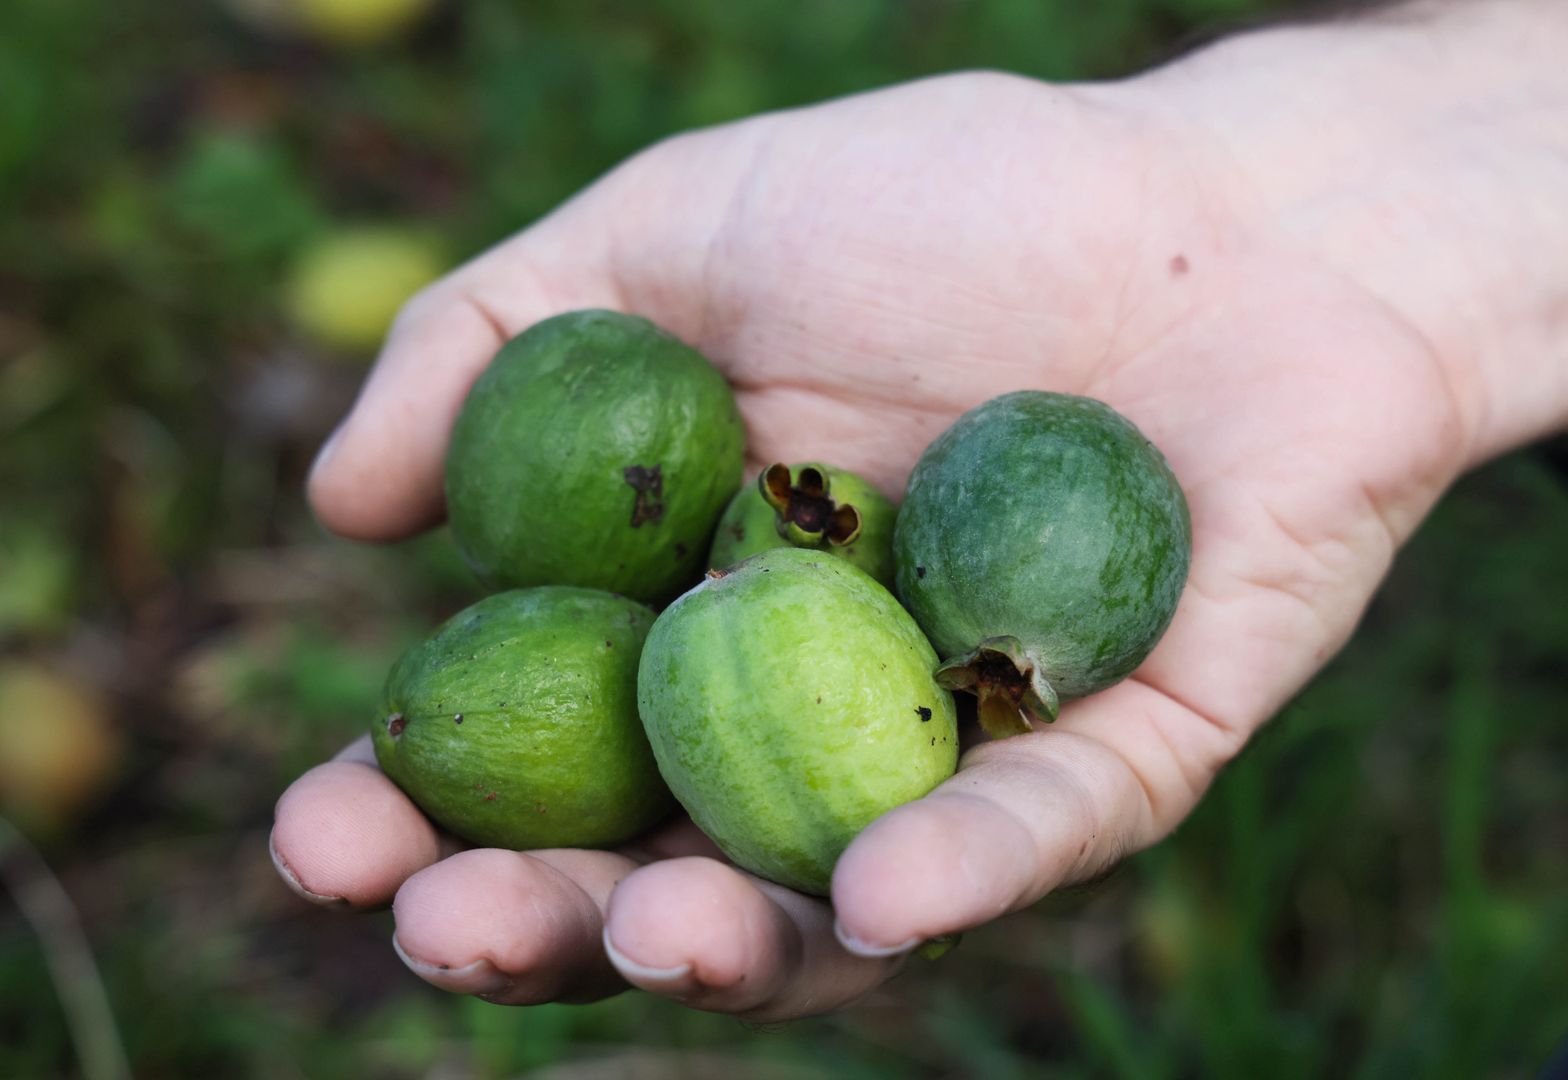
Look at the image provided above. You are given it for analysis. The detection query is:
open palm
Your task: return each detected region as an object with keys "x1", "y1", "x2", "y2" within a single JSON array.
[{"x1": 273, "y1": 72, "x2": 1469, "y2": 1019}]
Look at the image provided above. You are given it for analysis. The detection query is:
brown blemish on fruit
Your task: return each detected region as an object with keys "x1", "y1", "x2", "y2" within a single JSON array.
[
  {"x1": 605, "y1": 639, "x2": 613, "y2": 648},
  {"x1": 706, "y1": 567, "x2": 728, "y2": 580},
  {"x1": 728, "y1": 522, "x2": 745, "y2": 542},
  {"x1": 917, "y1": 706, "x2": 932, "y2": 722},
  {"x1": 387, "y1": 713, "x2": 406, "y2": 737},
  {"x1": 623, "y1": 464, "x2": 664, "y2": 526},
  {"x1": 483, "y1": 791, "x2": 497, "y2": 801},
  {"x1": 674, "y1": 542, "x2": 689, "y2": 560},
  {"x1": 453, "y1": 713, "x2": 464, "y2": 724},
  {"x1": 915, "y1": 565, "x2": 926, "y2": 579}
]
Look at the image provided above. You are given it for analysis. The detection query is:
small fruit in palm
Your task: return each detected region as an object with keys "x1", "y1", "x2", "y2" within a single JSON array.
[
  {"x1": 893, "y1": 391, "x2": 1191, "y2": 738},
  {"x1": 708, "y1": 462, "x2": 897, "y2": 589}
]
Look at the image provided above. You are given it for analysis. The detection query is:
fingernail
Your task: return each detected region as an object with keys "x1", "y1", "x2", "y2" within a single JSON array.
[
  {"x1": 601, "y1": 928, "x2": 693, "y2": 987},
  {"x1": 269, "y1": 834, "x2": 350, "y2": 909},
  {"x1": 833, "y1": 919, "x2": 919, "y2": 959},
  {"x1": 309, "y1": 422, "x2": 346, "y2": 486},
  {"x1": 392, "y1": 934, "x2": 513, "y2": 996}
]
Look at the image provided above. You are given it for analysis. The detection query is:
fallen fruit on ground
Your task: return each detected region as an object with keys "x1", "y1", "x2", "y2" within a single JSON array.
[
  {"x1": 292, "y1": 0, "x2": 434, "y2": 47},
  {"x1": 893, "y1": 391, "x2": 1191, "y2": 738},
  {"x1": 285, "y1": 225, "x2": 445, "y2": 355},
  {"x1": 0, "y1": 661, "x2": 123, "y2": 835},
  {"x1": 708, "y1": 462, "x2": 897, "y2": 589},
  {"x1": 637, "y1": 547, "x2": 958, "y2": 895},
  {"x1": 445, "y1": 309, "x2": 745, "y2": 606},
  {"x1": 371, "y1": 587, "x2": 672, "y2": 849}
]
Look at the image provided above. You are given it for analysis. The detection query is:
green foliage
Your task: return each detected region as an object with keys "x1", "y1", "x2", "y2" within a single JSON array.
[
  {"x1": 168, "y1": 132, "x2": 323, "y2": 261},
  {"x1": 0, "y1": 518, "x2": 76, "y2": 639},
  {"x1": 2, "y1": 1, "x2": 1565, "y2": 1078}
]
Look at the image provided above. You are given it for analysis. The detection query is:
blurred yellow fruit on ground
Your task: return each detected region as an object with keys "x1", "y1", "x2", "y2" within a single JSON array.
[
  {"x1": 285, "y1": 226, "x2": 446, "y2": 356},
  {"x1": 291, "y1": 0, "x2": 436, "y2": 46},
  {"x1": 0, "y1": 663, "x2": 123, "y2": 835}
]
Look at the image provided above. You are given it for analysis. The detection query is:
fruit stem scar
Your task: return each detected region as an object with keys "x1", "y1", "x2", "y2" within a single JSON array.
[
  {"x1": 623, "y1": 464, "x2": 665, "y2": 526},
  {"x1": 934, "y1": 636, "x2": 1059, "y2": 738},
  {"x1": 759, "y1": 463, "x2": 862, "y2": 547}
]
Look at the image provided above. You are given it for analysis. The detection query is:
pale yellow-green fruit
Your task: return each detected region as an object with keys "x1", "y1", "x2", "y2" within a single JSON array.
[
  {"x1": 224, "y1": 0, "x2": 432, "y2": 45},
  {"x1": 285, "y1": 227, "x2": 445, "y2": 356},
  {"x1": 292, "y1": 0, "x2": 435, "y2": 46},
  {"x1": 0, "y1": 663, "x2": 123, "y2": 834}
]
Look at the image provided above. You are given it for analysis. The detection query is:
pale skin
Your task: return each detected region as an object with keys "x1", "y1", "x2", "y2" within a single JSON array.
[{"x1": 271, "y1": 0, "x2": 1568, "y2": 1020}]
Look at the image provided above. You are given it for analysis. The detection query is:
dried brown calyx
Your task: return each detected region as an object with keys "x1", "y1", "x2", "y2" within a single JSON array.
[
  {"x1": 933, "y1": 636, "x2": 1059, "y2": 739},
  {"x1": 759, "y1": 463, "x2": 862, "y2": 548}
]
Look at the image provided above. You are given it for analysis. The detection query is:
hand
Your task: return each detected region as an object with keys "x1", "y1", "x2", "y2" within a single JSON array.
[{"x1": 272, "y1": 7, "x2": 1568, "y2": 1021}]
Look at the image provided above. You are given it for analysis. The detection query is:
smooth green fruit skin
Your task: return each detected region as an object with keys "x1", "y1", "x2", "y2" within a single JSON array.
[
  {"x1": 372, "y1": 587, "x2": 672, "y2": 850},
  {"x1": 637, "y1": 547, "x2": 958, "y2": 896},
  {"x1": 445, "y1": 310, "x2": 746, "y2": 607},
  {"x1": 707, "y1": 463, "x2": 898, "y2": 588},
  {"x1": 893, "y1": 391, "x2": 1191, "y2": 699}
]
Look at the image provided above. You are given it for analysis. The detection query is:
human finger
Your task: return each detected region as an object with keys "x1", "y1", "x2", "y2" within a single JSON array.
[
  {"x1": 270, "y1": 736, "x2": 461, "y2": 909},
  {"x1": 307, "y1": 127, "x2": 766, "y2": 541},
  {"x1": 831, "y1": 677, "x2": 1243, "y2": 955},
  {"x1": 602, "y1": 856, "x2": 902, "y2": 1020},
  {"x1": 390, "y1": 846, "x2": 644, "y2": 1005}
]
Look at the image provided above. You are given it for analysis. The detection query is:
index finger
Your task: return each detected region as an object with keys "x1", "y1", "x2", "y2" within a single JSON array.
[{"x1": 270, "y1": 735, "x2": 461, "y2": 908}]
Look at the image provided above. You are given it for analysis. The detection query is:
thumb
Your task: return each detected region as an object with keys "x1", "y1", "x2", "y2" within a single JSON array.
[{"x1": 306, "y1": 127, "x2": 759, "y2": 541}]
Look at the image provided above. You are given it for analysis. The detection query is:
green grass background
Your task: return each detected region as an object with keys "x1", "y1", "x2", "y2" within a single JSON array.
[{"x1": 1, "y1": 0, "x2": 1565, "y2": 1076}]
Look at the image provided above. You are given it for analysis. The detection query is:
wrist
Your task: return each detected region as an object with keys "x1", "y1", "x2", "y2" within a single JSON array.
[{"x1": 1124, "y1": 0, "x2": 1568, "y2": 467}]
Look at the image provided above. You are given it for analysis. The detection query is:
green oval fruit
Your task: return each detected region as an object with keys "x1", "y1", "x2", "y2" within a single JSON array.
[
  {"x1": 446, "y1": 310, "x2": 745, "y2": 607},
  {"x1": 707, "y1": 462, "x2": 897, "y2": 588},
  {"x1": 637, "y1": 547, "x2": 958, "y2": 895},
  {"x1": 893, "y1": 391, "x2": 1191, "y2": 739},
  {"x1": 372, "y1": 587, "x2": 672, "y2": 849}
]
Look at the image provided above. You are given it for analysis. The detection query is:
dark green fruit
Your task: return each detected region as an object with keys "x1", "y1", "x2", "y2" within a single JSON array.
[
  {"x1": 372, "y1": 587, "x2": 672, "y2": 849},
  {"x1": 893, "y1": 391, "x2": 1191, "y2": 739},
  {"x1": 445, "y1": 310, "x2": 745, "y2": 606},
  {"x1": 637, "y1": 547, "x2": 958, "y2": 895},
  {"x1": 707, "y1": 462, "x2": 897, "y2": 588}
]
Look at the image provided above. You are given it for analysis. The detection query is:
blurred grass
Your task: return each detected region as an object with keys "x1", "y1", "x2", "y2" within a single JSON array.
[{"x1": 2, "y1": 0, "x2": 1566, "y2": 1077}]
